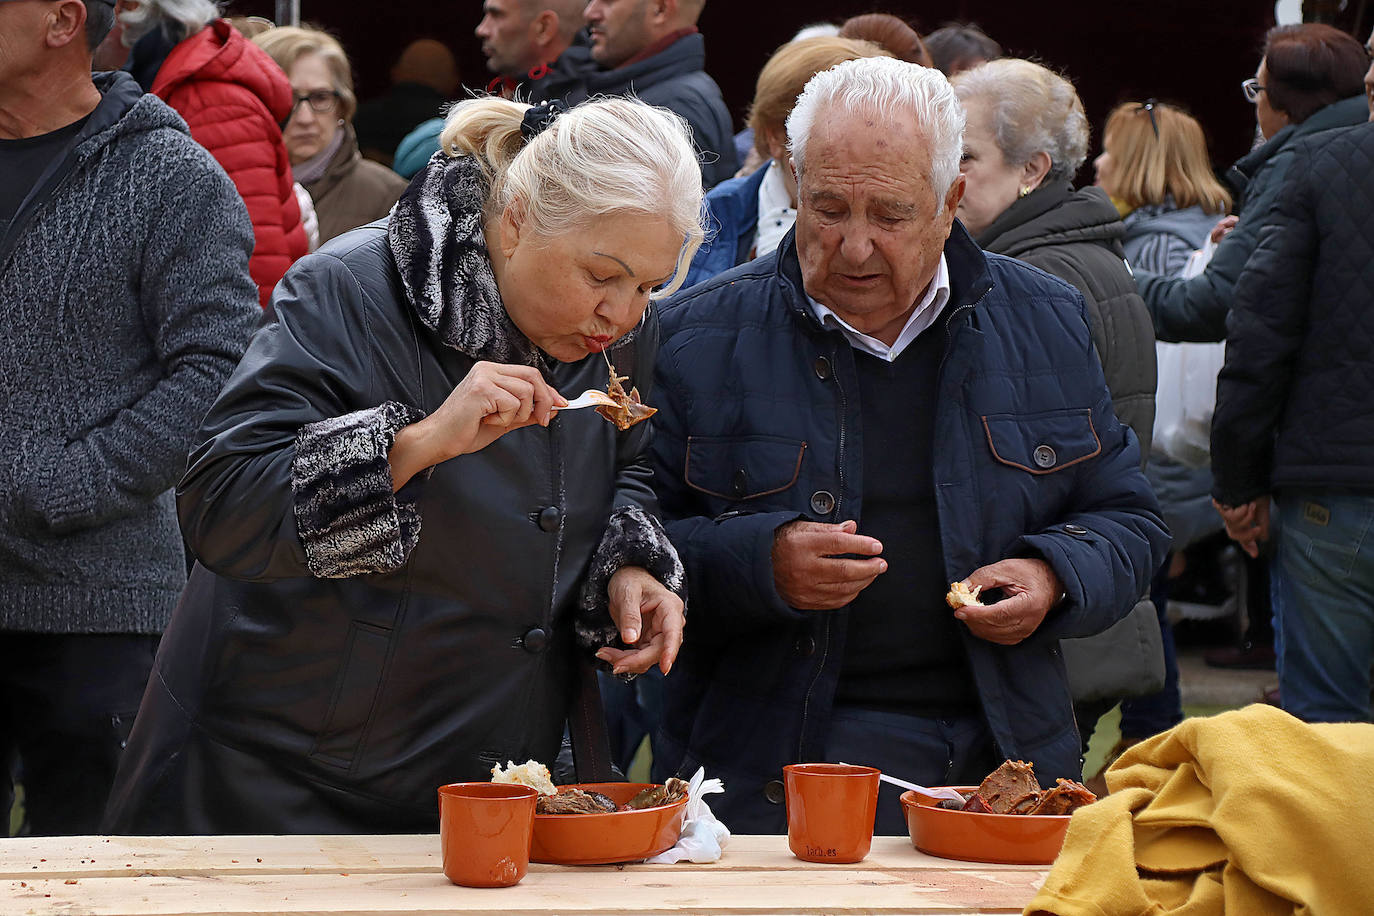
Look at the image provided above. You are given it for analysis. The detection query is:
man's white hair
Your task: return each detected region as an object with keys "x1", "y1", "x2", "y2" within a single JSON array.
[
  {"x1": 119, "y1": 0, "x2": 220, "y2": 47},
  {"x1": 786, "y1": 56, "x2": 966, "y2": 198}
]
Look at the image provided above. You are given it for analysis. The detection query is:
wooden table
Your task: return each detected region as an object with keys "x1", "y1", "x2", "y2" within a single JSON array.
[{"x1": 1, "y1": 834, "x2": 1047, "y2": 915}]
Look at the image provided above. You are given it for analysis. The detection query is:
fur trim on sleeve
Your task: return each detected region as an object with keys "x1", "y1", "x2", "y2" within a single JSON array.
[
  {"x1": 291, "y1": 401, "x2": 429, "y2": 578},
  {"x1": 576, "y1": 505, "x2": 686, "y2": 660}
]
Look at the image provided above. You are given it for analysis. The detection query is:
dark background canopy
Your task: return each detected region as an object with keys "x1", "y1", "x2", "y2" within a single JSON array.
[{"x1": 226, "y1": 0, "x2": 1369, "y2": 176}]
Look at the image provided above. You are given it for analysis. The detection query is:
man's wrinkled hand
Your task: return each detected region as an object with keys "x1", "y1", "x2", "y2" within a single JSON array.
[
  {"x1": 772, "y1": 519, "x2": 886, "y2": 610},
  {"x1": 1214, "y1": 497, "x2": 1269, "y2": 558},
  {"x1": 597, "y1": 566, "x2": 684, "y2": 676},
  {"x1": 955, "y1": 558, "x2": 1063, "y2": 645}
]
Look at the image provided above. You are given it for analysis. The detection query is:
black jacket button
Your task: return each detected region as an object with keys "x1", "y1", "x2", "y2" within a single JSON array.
[
  {"x1": 795, "y1": 635, "x2": 816, "y2": 657},
  {"x1": 764, "y1": 779, "x2": 786, "y2": 804},
  {"x1": 538, "y1": 506, "x2": 561, "y2": 532},
  {"x1": 810, "y1": 490, "x2": 836, "y2": 515},
  {"x1": 1063, "y1": 523, "x2": 1090, "y2": 538},
  {"x1": 813, "y1": 356, "x2": 832, "y2": 380},
  {"x1": 522, "y1": 627, "x2": 548, "y2": 653}
]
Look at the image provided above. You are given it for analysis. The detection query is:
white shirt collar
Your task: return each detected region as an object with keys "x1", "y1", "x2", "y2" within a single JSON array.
[{"x1": 807, "y1": 253, "x2": 951, "y2": 361}]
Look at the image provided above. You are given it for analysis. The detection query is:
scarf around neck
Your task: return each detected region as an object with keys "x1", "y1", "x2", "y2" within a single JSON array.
[{"x1": 387, "y1": 153, "x2": 540, "y2": 366}]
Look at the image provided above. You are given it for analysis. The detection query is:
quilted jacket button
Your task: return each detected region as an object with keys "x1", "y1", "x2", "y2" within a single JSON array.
[
  {"x1": 1033, "y1": 445, "x2": 1057, "y2": 468},
  {"x1": 810, "y1": 490, "x2": 836, "y2": 515},
  {"x1": 794, "y1": 635, "x2": 816, "y2": 657},
  {"x1": 1063, "y1": 524, "x2": 1090, "y2": 538},
  {"x1": 813, "y1": 357, "x2": 832, "y2": 380},
  {"x1": 764, "y1": 779, "x2": 786, "y2": 805},
  {"x1": 537, "y1": 506, "x2": 561, "y2": 532},
  {"x1": 522, "y1": 627, "x2": 548, "y2": 653}
]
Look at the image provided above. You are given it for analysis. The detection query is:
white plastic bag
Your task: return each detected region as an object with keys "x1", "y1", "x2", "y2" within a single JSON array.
[
  {"x1": 1152, "y1": 238, "x2": 1227, "y2": 468},
  {"x1": 643, "y1": 767, "x2": 731, "y2": 864}
]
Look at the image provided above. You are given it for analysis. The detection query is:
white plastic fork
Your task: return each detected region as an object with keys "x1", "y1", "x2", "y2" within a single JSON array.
[
  {"x1": 839, "y1": 762, "x2": 967, "y2": 803},
  {"x1": 558, "y1": 390, "x2": 617, "y2": 411}
]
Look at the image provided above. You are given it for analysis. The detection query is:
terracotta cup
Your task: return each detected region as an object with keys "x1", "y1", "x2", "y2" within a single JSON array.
[
  {"x1": 783, "y1": 763, "x2": 881, "y2": 863},
  {"x1": 438, "y1": 782, "x2": 539, "y2": 887}
]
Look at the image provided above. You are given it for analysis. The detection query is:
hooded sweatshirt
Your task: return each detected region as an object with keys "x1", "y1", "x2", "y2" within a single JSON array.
[
  {"x1": 1121, "y1": 201, "x2": 1221, "y2": 277},
  {"x1": 0, "y1": 71, "x2": 260, "y2": 634},
  {"x1": 151, "y1": 19, "x2": 307, "y2": 307}
]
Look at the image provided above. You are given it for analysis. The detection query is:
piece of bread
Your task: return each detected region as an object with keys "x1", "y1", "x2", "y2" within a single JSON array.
[
  {"x1": 490, "y1": 759, "x2": 556, "y2": 795},
  {"x1": 946, "y1": 580, "x2": 983, "y2": 610}
]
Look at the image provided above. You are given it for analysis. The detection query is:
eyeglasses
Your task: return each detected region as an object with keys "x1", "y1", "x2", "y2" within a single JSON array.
[
  {"x1": 290, "y1": 90, "x2": 341, "y2": 115},
  {"x1": 1138, "y1": 99, "x2": 1159, "y2": 138},
  {"x1": 1241, "y1": 78, "x2": 1267, "y2": 104}
]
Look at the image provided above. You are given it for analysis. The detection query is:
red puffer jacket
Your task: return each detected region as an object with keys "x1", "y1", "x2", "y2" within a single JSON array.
[{"x1": 153, "y1": 20, "x2": 307, "y2": 308}]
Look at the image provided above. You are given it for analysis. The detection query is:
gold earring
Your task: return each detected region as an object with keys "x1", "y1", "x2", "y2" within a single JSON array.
[{"x1": 1018, "y1": 186, "x2": 1032, "y2": 198}]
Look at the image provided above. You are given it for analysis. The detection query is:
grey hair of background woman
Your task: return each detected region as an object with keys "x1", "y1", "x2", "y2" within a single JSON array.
[
  {"x1": 785, "y1": 56, "x2": 965, "y2": 199},
  {"x1": 950, "y1": 58, "x2": 1090, "y2": 184},
  {"x1": 118, "y1": 0, "x2": 221, "y2": 47}
]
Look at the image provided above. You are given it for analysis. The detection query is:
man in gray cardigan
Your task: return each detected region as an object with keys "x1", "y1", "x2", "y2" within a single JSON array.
[{"x1": 0, "y1": 0, "x2": 259, "y2": 834}]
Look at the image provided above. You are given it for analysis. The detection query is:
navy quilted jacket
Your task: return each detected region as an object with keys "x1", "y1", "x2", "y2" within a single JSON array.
[
  {"x1": 649, "y1": 224, "x2": 1168, "y2": 833},
  {"x1": 1213, "y1": 120, "x2": 1374, "y2": 505}
]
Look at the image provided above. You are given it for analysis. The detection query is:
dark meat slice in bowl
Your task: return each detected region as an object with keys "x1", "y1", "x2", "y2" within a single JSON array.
[
  {"x1": 536, "y1": 788, "x2": 618, "y2": 815},
  {"x1": 975, "y1": 760, "x2": 1043, "y2": 814},
  {"x1": 1027, "y1": 779, "x2": 1097, "y2": 816}
]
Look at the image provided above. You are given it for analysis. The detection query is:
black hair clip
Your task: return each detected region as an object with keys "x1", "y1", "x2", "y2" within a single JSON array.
[{"x1": 521, "y1": 99, "x2": 568, "y2": 142}]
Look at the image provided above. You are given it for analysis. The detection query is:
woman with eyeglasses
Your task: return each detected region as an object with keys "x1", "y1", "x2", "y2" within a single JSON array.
[
  {"x1": 254, "y1": 26, "x2": 408, "y2": 246},
  {"x1": 1135, "y1": 23, "x2": 1368, "y2": 344}
]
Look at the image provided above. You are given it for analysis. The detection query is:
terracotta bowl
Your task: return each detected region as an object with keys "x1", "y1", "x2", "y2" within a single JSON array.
[
  {"x1": 900, "y1": 788, "x2": 1071, "y2": 865},
  {"x1": 530, "y1": 782, "x2": 688, "y2": 865}
]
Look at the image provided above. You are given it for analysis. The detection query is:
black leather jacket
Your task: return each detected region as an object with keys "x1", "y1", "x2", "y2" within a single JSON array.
[{"x1": 104, "y1": 201, "x2": 681, "y2": 833}]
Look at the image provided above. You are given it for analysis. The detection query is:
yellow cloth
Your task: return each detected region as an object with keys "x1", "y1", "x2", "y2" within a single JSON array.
[{"x1": 1025, "y1": 704, "x2": 1374, "y2": 916}]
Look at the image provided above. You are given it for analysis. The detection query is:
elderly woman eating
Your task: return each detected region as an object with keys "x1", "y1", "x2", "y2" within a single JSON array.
[{"x1": 102, "y1": 96, "x2": 705, "y2": 835}]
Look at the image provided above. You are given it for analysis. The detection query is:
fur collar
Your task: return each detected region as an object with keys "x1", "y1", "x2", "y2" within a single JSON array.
[{"x1": 388, "y1": 153, "x2": 540, "y2": 366}]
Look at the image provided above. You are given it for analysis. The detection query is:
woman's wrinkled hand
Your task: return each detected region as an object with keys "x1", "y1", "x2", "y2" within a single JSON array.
[
  {"x1": 389, "y1": 362, "x2": 566, "y2": 490},
  {"x1": 598, "y1": 566, "x2": 685, "y2": 676}
]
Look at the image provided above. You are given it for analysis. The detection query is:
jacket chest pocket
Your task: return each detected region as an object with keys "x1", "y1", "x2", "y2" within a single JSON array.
[
  {"x1": 685, "y1": 435, "x2": 808, "y2": 506},
  {"x1": 982, "y1": 409, "x2": 1101, "y2": 475}
]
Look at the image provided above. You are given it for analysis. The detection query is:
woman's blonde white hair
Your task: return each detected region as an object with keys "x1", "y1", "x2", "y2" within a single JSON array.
[
  {"x1": 786, "y1": 56, "x2": 965, "y2": 198},
  {"x1": 118, "y1": 0, "x2": 220, "y2": 46},
  {"x1": 951, "y1": 58, "x2": 1089, "y2": 183},
  {"x1": 440, "y1": 96, "x2": 706, "y2": 297}
]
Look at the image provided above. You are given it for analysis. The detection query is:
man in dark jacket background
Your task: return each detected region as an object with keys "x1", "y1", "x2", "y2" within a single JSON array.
[
  {"x1": 649, "y1": 58, "x2": 1168, "y2": 834},
  {"x1": 1211, "y1": 42, "x2": 1374, "y2": 724},
  {"x1": 0, "y1": 0, "x2": 259, "y2": 834},
  {"x1": 538, "y1": 0, "x2": 737, "y2": 186}
]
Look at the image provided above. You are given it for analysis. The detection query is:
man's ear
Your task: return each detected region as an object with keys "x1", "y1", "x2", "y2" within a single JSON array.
[
  {"x1": 649, "y1": 0, "x2": 676, "y2": 28},
  {"x1": 530, "y1": 9, "x2": 558, "y2": 45},
  {"x1": 48, "y1": 0, "x2": 89, "y2": 49},
  {"x1": 944, "y1": 173, "x2": 967, "y2": 217}
]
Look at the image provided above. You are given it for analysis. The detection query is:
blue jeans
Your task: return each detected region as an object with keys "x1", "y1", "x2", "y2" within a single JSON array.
[
  {"x1": 823, "y1": 707, "x2": 996, "y2": 836},
  {"x1": 1271, "y1": 489, "x2": 1374, "y2": 722}
]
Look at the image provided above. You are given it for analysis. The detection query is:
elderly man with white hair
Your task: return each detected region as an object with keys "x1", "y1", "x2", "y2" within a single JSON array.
[{"x1": 649, "y1": 56, "x2": 1169, "y2": 834}]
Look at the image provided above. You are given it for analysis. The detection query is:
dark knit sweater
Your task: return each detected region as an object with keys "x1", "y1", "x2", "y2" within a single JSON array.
[
  {"x1": 835, "y1": 326, "x2": 978, "y2": 716},
  {"x1": 0, "y1": 71, "x2": 259, "y2": 634}
]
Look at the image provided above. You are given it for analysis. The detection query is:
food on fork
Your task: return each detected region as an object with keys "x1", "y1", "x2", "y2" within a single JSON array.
[{"x1": 594, "y1": 362, "x2": 656, "y2": 431}]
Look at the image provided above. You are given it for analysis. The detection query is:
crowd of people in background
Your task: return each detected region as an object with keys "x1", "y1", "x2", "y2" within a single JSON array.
[{"x1": 3, "y1": 0, "x2": 1373, "y2": 838}]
